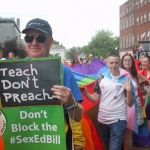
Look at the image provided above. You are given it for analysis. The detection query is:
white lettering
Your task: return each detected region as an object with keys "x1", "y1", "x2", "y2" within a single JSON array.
[{"x1": 0, "y1": 68, "x2": 7, "y2": 76}]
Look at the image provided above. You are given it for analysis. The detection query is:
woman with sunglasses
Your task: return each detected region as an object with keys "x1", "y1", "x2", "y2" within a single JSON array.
[{"x1": 121, "y1": 53, "x2": 147, "y2": 150}]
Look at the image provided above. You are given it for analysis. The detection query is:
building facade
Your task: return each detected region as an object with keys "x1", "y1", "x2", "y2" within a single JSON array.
[
  {"x1": 50, "y1": 44, "x2": 67, "y2": 62},
  {"x1": 120, "y1": 0, "x2": 150, "y2": 56},
  {"x1": 0, "y1": 18, "x2": 21, "y2": 45}
]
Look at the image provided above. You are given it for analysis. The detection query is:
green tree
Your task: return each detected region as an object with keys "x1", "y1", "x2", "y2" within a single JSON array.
[
  {"x1": 87, "y1": 30, "x2": 119, "y2": 58},
  {"x1": 67, "y1": 46, "x2": 82, "y2": 59},
  {"x1": 1, "y1": 39, "x2": 26, "y2": 58},
  {"x1": 66, "y1": 30, "x2": 119, "y2": 59}
]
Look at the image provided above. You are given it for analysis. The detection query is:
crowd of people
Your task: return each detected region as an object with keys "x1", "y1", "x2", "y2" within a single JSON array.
[
  {"x1": 63, "y1": 51, "x2": 150, "y2": 150},
  {"x1": 1, "y1": 17, "x2": 150, "y2": 150},
  {"x1": 0, "y1": 50, "x2": 15, "y2": 60},
  {"x1": 63, "y1": 54, "x2": 106, "y2": 66}
]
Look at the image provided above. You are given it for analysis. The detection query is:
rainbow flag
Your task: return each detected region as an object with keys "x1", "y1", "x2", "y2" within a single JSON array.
[
  {"x1": 69, "y1": 58, "x2": 107, "y2": 150},
  {"x1": 138, "y1": 44, "x2": 144, "y2": 53},
  {"x1": 133, "y1": 91, "x2": 150, "y2": 146},
  {"x1": 68, "y1": 58, "x2": 138, "y2": 149}
]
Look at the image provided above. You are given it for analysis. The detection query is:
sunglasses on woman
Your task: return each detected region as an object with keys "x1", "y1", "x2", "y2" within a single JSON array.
[{"x1": 24, "y1": 35, "x2": 47, "y2": 43}]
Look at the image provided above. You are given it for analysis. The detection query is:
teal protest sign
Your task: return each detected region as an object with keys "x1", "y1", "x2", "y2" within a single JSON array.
[{"x1": 0, "y1": 57, "x2": 66, "y2": 150}]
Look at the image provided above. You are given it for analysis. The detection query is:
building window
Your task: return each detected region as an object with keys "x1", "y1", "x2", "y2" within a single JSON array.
[
  {"x1": 129, "y1": 37, "x2": 131, "y2": 47},
  {"x1": 132, "y1": 16, "x2": 134, "y2": 26},
  {"x1": 141, "y1": 32, "x2": 146, "y2": 41},
  {"x1": 123, "y1": 20, "x2": 125, "y2": 29},
  {"x1": 140, "y1": 0, "x2": 143, "y2": 7},
  {"x1": 144, "y1": 0, "x2": 147, "y2": 5},
  {"x1": 141, "y1": 16, "x2": 143, "y2": 24},
  {"x1": 120, "y1": 22, "x2": 122, "y2": 31},
  {"x1": 126, "y1": 19, "x2": 128, "y2": 28},
  {"x1": 126, "y1": 37, "x2": 128, "y2": 48},
  {"x1": 147, "y1": 31, "x2": 150, "y2": 41},
  {"x1": 137, "y1": 34, "x2": 139, "y2": 43},
  {"x1": 123, "y1": 38, "x2": 125, "y2": 48},
  {"x1": 132, "y1": 36, "x2": 134, "y2": 46},
  {"x1": 129, "y1": 17, "x2": 131, "y2": 27},
  {"x1": 136, "y1": 2, "x2": 139, "y2": 9},
  {"x1": 120, "y1": 11, "x2": 122, "y2": 18},
  {"x1": 149, "y1": 12, "x2": 150, "y2": 21},
  {"x1": 126, "y1": 7, "x2": 129, "y2": 14},
  {"x1": 137, "y1": 17, "x2": 139, "y2": 26},
  {"x1": 132, "y1": 3, "x2": 134, "y2": 11},
  {"x1": 144, "y1": 14, "x2": 146, "y2": 23},
  {"x1": 129, "y1": 5, "x2": 131, "y2": 12},
  {"x1": 123, "y1": 9, "x2": 125, "y2": 16}
]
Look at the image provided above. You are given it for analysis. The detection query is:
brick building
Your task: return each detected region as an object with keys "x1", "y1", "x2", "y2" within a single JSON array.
[
  {"x1": 119, "y1": 0, "x2": 150, "y2": 57},
  {"x1": 0, "y1": 18, "x2": 21, "y2": 45}
]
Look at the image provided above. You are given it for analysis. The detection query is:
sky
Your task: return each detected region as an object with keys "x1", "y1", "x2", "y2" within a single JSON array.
[{"x1": 0, "y1": 0, "x2": 127, "y2": 49}]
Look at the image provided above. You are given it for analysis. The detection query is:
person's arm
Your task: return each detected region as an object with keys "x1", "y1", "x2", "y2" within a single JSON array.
[
  {"x1": 124, "y1": 78, "x2": 134, "y2": 107},
  {"x1": 82, "y1": 87, "x2": 100, "y2": 102},
  {"x1": 66, "y1": 98, "x2": 83, "y2": 122}
]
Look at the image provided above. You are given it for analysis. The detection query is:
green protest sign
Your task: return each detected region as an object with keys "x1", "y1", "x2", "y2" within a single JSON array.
[{"x1": 0, "y1": 57, "x2": 66, "y2": 150}]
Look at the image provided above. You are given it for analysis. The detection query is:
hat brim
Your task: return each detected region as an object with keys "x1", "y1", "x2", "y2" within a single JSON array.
[{"x1": 22, "y1": 27, "x2": 49, "y2": 35}]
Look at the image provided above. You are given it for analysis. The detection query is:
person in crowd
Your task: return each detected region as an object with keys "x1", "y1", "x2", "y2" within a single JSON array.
[
  {"x1": 99, "y1": 55, "x2": 104, "y2": 61},
  {"x1": 135, "y1": 53, "x2": 145, "y2": 70},
  {"x1": 88, "y1": 54, "x2": 93, "y2": 64},
  {"x1": 140, "y1": 54, "x2": 145, "y2": 62},
  {"x1": 82, "y1": 52, "x2": 134, "y2": 150},
  {"x1": 78, "y1": 58, "x2": 83, "y2": 65},
  {"x1": 138, "y1": 55, "x2": 150, "y2": 135},
  {"x1": 71, "y1": 58, "x2": 79, "y2": 66},
  {"x1": 75, "y1": 58, "x2": 79, "y2": 64},
  {"x1": 83, "y1": 59, "x2": 88, "y2": 65},
  {"x1": 0, "y1": 49, "x2": 6, "y2": 60},
  {"x1": 121, "y1": 53, "x2": 147, "y2": 150},
  {"x1": 22, "y1": 18, "x2": 84, "y2": 150},
  {"x1": 63, "y1": 57, "x2": 70, "y2": 66},
  {"x1": 8, "y1": 51, "x2": 15, "y2": 59}
]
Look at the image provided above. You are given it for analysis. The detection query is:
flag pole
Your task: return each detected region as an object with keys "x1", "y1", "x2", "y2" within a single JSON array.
[{"x1": 142, "y1": 46, "x2": 146, "y2": 55}]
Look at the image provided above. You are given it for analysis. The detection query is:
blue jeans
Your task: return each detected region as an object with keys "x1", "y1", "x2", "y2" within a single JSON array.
[{"x1": 98, "y1": 120, "x2": 127, "y2": 150}]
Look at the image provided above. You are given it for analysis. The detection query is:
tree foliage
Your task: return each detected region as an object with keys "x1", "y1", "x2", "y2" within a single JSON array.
[
  {"x1": 0, "y1": 39, "x2": 26, "y2": 58},
  {"x1": 67, "y1": 46, "x2": 83, "y2": 59},
  {"x1": 67, "y1": 29, "x2": 119, "y2": 59}
]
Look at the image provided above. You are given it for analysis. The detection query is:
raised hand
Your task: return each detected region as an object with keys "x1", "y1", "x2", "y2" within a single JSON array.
[{"x1": 124, "y1": 78, "x2": 132, "y2": 92}]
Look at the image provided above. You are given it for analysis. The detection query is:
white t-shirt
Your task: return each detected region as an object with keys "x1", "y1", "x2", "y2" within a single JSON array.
[
  {"x1": 0, "y1": 58, "x2": 6, "y2": 60},
  {"x1": 95, "y1": 69, "x2": 131, "y2": 124}
]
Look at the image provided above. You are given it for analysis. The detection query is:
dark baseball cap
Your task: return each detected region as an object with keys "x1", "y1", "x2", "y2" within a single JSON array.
[{"x1": 22, "y1": 18, "x2": 52, "y2": 37}]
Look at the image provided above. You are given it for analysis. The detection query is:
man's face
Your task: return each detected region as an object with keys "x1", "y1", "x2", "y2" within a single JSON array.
[
  {"x1": 25, "y1": 29, "x2": 53, "y2": 58},
  {"x1": 107, "y1": 56, "x2": 120, "y2": 74}
]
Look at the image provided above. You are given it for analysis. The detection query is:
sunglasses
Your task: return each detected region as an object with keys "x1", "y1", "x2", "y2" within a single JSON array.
[{"x1": 24, "y1": 35, "x2": 47, "y2": 43}]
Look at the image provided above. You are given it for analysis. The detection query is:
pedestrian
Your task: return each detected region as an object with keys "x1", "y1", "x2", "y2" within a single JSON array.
[
  {"x1": 22, "y1": 18, "x2": 84, "y2": 150},
  {"x1": 82, "y1": 52, "x2": 134, "y2": 150},
  {"x1": 121, "y1": 53, "x2": 146, "y2": 150}
]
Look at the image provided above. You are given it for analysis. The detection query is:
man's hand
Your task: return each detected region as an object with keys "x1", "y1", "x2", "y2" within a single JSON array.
[
  {"x1": 51, "y1": 85, "x2": 83, "y2": 122},
  {"x1": 51, "y1": 85, "x2": 74, "y2": 106}
]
